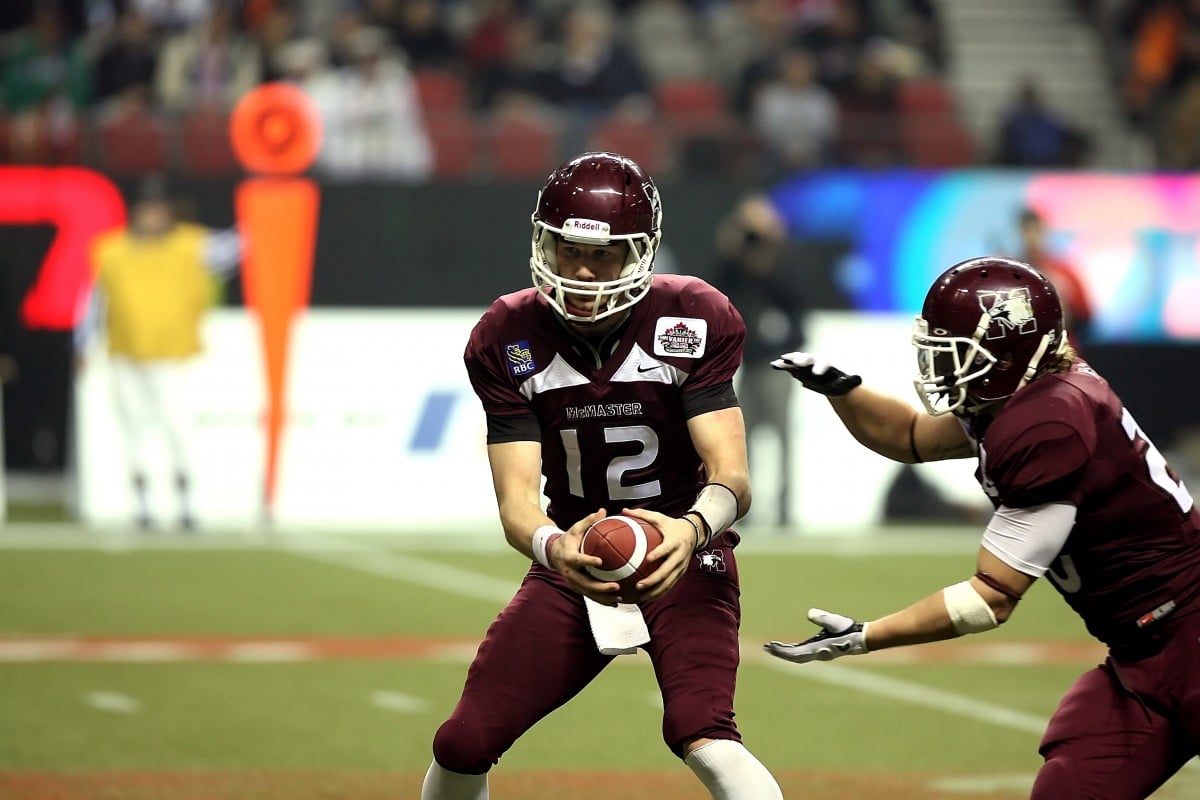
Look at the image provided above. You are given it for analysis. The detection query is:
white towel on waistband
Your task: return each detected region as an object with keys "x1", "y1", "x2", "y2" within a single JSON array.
[{"x1": 584, "y1": 597, "x2": 650, "y2": 656}]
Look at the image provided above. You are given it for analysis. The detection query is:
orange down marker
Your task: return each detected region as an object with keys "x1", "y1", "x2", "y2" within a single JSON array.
[{"x1": 230, "y1": 83, "x2": 322, "y2": 520}]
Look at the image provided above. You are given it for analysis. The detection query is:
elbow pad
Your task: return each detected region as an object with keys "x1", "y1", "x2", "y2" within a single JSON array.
[{"x1": 943, "y1": 580, "x2": 999, "y2": 635}]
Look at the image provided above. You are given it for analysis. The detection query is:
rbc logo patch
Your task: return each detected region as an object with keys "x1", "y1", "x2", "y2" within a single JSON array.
[{"x1": 506, "y1": 340, "x2": 537, "y2": 376}]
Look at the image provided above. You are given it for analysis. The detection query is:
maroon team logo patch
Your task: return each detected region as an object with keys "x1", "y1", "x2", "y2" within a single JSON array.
[
  {"x1": 978, "y1": 288, "x2": 1037, "y2": 340},
  {"x1": 696, "y1": 550, "x2": 725, "y2": 572}
]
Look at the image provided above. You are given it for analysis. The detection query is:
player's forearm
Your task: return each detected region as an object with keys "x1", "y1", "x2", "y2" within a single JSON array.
[
  {"x1": 864, "y1": 592, "x2": 960, "y2": 650},
  {"x1": 496, "y1": 498, "x2": 557, "y2": 562},
  {"x1": 827, "y1": 386, "x2": 920, "y2": 463}
]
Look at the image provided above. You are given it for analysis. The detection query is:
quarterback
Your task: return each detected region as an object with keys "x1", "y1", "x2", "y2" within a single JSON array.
[{"x1": 420, "y1": 152, "x2": 784, "y2": 799}]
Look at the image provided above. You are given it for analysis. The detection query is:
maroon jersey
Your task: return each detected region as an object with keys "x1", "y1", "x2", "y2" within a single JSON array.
[
  {"x1": 973, "y1": 360, "x2": 1200, "y2": 647},
  {"x1": 464, "y1": 274, "x2": 745, "y2": 528}
]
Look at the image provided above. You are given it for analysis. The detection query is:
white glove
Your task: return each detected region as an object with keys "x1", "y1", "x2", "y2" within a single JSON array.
[
  {"x1": 763, "y1": 608, "x2": 869, "y2": 664},
  {"x1": 770, "y1": 352, "x2": 862, "y2": 397}
]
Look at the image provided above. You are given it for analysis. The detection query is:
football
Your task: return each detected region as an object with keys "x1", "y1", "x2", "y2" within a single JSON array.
[{"x1": 580, "y1": 515, "x2": 664, "y2": 603}]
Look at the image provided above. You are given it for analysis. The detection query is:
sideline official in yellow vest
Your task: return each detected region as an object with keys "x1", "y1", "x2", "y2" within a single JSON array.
[{"x1": 79, "y1": 175, "x2": 240, "y2": 531}]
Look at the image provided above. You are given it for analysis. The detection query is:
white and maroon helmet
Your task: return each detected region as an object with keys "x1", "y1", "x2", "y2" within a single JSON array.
[
  {"x1": 530, "y1": 151, "x2": 662, "y2": 323},
  {"x1": 913, "y1": 257, "x2": 1067, "y2": 416}
]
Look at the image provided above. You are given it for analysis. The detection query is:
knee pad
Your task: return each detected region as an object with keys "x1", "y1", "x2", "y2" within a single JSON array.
[
  {"x1": 431, "y1": 719, "x2": 493, "y2": 775},
  {"x1": 1030, "y1": 757, "x2": 1085, "y2": 800}
]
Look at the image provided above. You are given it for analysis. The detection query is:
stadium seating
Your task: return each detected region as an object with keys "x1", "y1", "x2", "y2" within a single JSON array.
[
  {"x1": 425, "y1": 113, "x2": 479, "y2": 179},
  {"x1": 487, "y1": 113, "x2": 560, "y2": 179},
  {"x1": 900, "y1": 115, "x2": 976, "y2": 167},
  {"x1": 179, "y1": 111, "x2": 241, "y2": 176},
  {"x1": 654, "y1": 77, "x2": 731, "y2": 135},
  {"x1": 96, "y1": 113, "x2": 170, "y2": 175},
  {"x1": 587, "y1": 114, "x2": 670, "y2": 176},
  {"x1": 413, "y1": 69, "x2": 469, "y2": 118},
  {"x1": 897, "y1": 78, "x2": 958, "y2": 117}
]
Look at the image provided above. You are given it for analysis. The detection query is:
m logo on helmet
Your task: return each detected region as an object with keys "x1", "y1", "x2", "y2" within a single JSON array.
[{"x1": 979, "y1": 288, "x2": 1037, "y2": 339}]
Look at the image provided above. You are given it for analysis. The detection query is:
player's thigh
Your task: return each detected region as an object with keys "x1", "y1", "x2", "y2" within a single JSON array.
[
  {"x1": 643, "y1": 535, "x2": 742, "y2": 748},
  {"x1": 453, "y1": 572, "x2": 610, "y2": 728},
  {"x1": 1033, "y1": 662, "x2": 1193, "y2": 800}
]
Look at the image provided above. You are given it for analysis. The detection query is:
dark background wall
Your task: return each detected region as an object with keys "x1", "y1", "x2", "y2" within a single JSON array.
[{"x1": 1, "y1": 176, "x2": 1196, "y2": 473}]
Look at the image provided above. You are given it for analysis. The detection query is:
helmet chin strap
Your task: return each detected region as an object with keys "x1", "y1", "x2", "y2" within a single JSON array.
[{"x1": 1016, "y1": 330, "x2": 1061, "y2": 392}]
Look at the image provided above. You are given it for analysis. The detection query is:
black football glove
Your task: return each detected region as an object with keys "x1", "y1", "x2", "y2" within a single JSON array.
[
  {"x1": 764, "y1": 609, "x2": 869, "y2": 664},
  {"x1": 770, "y1": 352, "x2": 862, "y2": 397}
]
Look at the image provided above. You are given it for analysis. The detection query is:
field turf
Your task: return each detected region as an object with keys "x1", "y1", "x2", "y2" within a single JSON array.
[{"x1": 1, "y1": 524, "x2": 1196, "y2": 799}]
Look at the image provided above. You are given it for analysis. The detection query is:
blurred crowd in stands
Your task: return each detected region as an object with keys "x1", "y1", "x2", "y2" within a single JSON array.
[
  {"x1": 0, "y1": 0, "x2": 1195, "y2": 180},
  {"x1": 1116, "y1": 0, "x2": 1200, "y2": 170}
]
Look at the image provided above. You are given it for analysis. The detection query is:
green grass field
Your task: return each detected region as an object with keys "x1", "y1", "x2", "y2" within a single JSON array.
[{"x1": 0, "y1": 523, "x2": 1196, "y2": 799}]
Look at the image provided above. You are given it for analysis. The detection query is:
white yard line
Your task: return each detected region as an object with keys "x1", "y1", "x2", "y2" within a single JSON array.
[
  {"x1": 370, "y1": 690, "x2": 429, "y2": 713},
  {"x1": 84, "y1": 691, "x2": 140, "y2": 714},
  {"x1": 281, "y1": 536, "x2": 521, "y2": 604},
  {"x1": 753, "y1": 653, "x2": 1048, "y2": 734}
]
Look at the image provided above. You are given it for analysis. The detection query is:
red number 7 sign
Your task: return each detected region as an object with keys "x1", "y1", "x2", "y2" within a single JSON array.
[{"x1": 0, "y1": 166, "x2": 125, "y2": 330}]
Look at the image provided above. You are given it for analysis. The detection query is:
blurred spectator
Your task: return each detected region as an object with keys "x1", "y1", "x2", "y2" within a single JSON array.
[
  {"x1": 872, "y1": 0, "x2": 946, "y2": 74},
  {"x1": 2, "y1": 3, "x2": 91, "y2": 113},
  {"x1": 275, "y1": 36, "x2": 337, "y2": 106},
  {"x1": 80, "y1": 175, "x2": 240, "y2": 532},
  {"x1": 315, "y1": 26, "x2": 433, "y2": 181},
  {"x1": 994, "y1": 77, "x2": 1091, "y2": 167},
  {"x1": 367, "y1": 0, "x2": 460, "y2": 71},
  {"x1": 1016, "y1": 208, "x2": 1094, "y2": 343},
  {"x1": 253, "y1": 3, "x2": 299, "y2": 83},
  {"x1": 131, "y1": 0, "x2": 214, "y2": 35},
  {"x1": 712, "y1": 194, "x2": 806, "y2": 527},
  {"x1": 883, "y1": 464, "x2": 986, "y2": 525},
  {"x1": 463, "y1": 0, "x2": 521, "y2": 75},
  {"x1": 1119, "y1": 0, "x2": 1200, "y2": 167},
  {"x1": 469, "y1": 14, "x2": 553, "y2": 114},
  {"x1": 91, "y1": 8, "x2": 159, "y2": 114},
  {"x1": 1161, "y1": 75, "x2": 1200, "y2": 168},
  {"x1": 835, "y1": 39, "x2": 904, "y2": 167},
  {"x1": 537, "y1": 4, "x2": 651, "y2": 119},
  {"x1": 711, "y1": 0, "x2": 797, "y2": 115},
  {"x1": 802, "y1": 0, "x2": 870, "y2": 94},
  {"x1": 155, "y1": 4, "x2": 262, "y2": 112},
  {"x1": 2, "y1": 2, "x2": 91, "y2": 163},
  {"x1": 751, "y1": 44, "x2": 837, "y2": 170},
  {"x1": 628, "y1": 0, "x2": 708, "y2": 85},
  {"x1": 1121, "y1": 0, "x2": 1200, "y2": 127}
]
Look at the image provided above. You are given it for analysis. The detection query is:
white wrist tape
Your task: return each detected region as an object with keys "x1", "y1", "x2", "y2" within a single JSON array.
[
  {"x1": 531, "y1": 525, "x2": 565, "y2": 569},
  {"x1": 943, "y1": 580, "x2": 999, "y2": 635},
  {"x1": 688, "y1": 483, "x2": 739, "y2": 548}
]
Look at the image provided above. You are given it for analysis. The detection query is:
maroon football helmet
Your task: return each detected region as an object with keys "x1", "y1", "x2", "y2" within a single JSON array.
[
  {"x1": 913, "y1": 257, "x2": 1066, "y2": 416},
  {"x1": 530, "y1": 151, "x2": 662, "y2": 323}
]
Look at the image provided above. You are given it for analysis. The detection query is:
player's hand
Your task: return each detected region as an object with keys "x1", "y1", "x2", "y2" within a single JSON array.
[
  {"x1": 556, "y1": 509, "x2": 622, "y2": 606},
  {"x1": 770, "y1": 352, "x2": 862, "y2": 397},
  {"x1": 620, "y1": 507, "x2": 691, "y2": 603},
  {"x1": 764, "y1": 608, "x2": 869, "y2": 664}
]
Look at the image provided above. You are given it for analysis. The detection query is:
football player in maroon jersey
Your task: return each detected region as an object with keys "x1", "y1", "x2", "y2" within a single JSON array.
[
  {"x1": 767, "y1": 256, "x2": 1200, "y2": 799},
  {"x1": 420, "y1": 152, "x2": 785, "y2": 800}
]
